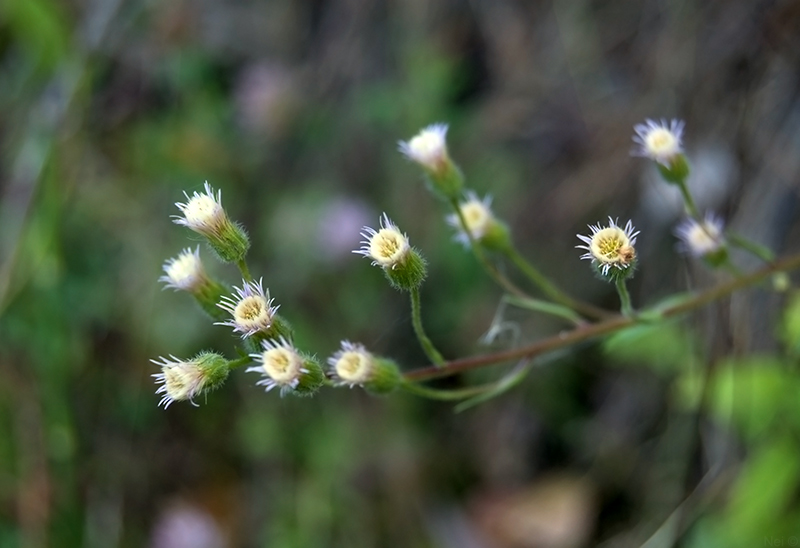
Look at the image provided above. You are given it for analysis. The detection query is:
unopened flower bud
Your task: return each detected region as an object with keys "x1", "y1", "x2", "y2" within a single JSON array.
[
  {"x1": 173, "y1": 182, "x2": 250, "y2": 263},
  {"x1": 151, "y1": 352, "x2": 230, "y2": 408}
]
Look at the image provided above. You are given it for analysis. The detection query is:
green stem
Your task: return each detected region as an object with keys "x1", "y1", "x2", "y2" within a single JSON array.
[
  {"x1": 228, "y1": 355, "x2": 253, "y2": 370},
  {"x1": 237, "y1": 259, "x2": 253, "y2": 282},
  {"x1": 615, "y1": 278, "x2": 634, "y2": 317},
  {"x1": 400, "y1": 380, "x2": 491, "y2": 400},
  {"x1": 727, "y1": 232, "x2": 775, "y2": 263},
  {"x1": 503, "y1": 295, "x2": 583, "y2": 325},
  {"x1": 403, "y1": 250, "x2": 800, "y2": 382},
  {"x1": 410, "y1": 287, "x2": 445, "y2": 366},
  {"x1": 676, "y1": 178, "x2": 700, "y2": 219}
]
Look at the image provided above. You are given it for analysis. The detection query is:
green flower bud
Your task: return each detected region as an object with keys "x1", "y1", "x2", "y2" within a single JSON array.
[
  {"x1": 355, "y1": 214, "x2": 428, "y2": 291},
  {"x1": 328, "y1": 341, "x2": 401, "y2": 395},
  {"x1": 247, "y1": 337, "x2": 324, "y2": 397},
  {"x1": 151, "y1": 351, "x2": 230, "y2": 408}
]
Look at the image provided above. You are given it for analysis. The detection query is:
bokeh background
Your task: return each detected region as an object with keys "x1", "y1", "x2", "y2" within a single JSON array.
[{"x1": 2, "y1": 0, "x2": 800, "y2": 546}]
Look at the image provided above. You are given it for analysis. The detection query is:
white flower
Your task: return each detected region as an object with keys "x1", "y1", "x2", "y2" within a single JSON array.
[
  {"x1": 398, "y1": 123, "x2": 450, "y2": 174},
  {"x1": 216, "y1": 278, "x2": 278, "y2": 338},
  {"x1": 327, "y1": 341, "x2": 374, "y2": 387},
  {"x1": 576, "y1": 217, "x2": 640, "y2": 276},
  {"x1": 159, "y1": 246, "x2": 208, "y2": 292},
  {"x1": 173, "y1": 182, "x2": 228, "y2": 238},
  {"x1": 675, "y1": 213, "x2": 725, "y2": 257},
  {"x1": 446, "y1": 192, "x2": 495, "y2": 247},
  {"x1": 632, "y1": 119, "x2": 685, "y2": 165},
  {"x1": 247, "y1": 337, "x2": 307, "y2": 394},
  {"x1": 354, "y1": 213, "x2": 411, "y2": 269},
  {"x1": 152, "y1": 356, "x2": 205, "y2": 408}
]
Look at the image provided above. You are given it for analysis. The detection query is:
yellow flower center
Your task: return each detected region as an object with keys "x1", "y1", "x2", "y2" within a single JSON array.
[
  {"x1": 263, "y1": 348, "x2": 301, "y2": 383},
  {"x1": 336, "y1": 351, "x2": 371, "y2": 383},
  {"x1": 163, "y1": 364, "x2": 203, "y2": 400},
  {"x1": 369, "y1": 229, "x2": 409, "y2": 267},
  {"x1": 234, "y1": 296, "x2": 271, "y2": 329},
  {"x1": 461, "y1": 201, "x2": 491, "y2": 238},
  {"x1": 183, "y1": 194, "x2": 223, "y2": 227},
  {"x1": 645, "y1": 128, "x2": 679, "y2": 157},
  {"x1": 590, "y1": 227, "x2": 633, "y2": 264}
]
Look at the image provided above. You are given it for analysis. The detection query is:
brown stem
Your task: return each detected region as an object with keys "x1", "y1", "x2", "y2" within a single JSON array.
[{"x1": 404, "y1": 251, "x2": 800, "y2": 382}]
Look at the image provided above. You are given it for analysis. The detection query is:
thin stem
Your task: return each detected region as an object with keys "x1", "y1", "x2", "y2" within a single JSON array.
[
  {"x1": 237, "y1": 259, "x2": 253, "y2": 282},
  {"x1": 410, "y1": 287, "x2": 446, "y2": 366},
  {"x1": 676, "y1": 178, "x2": 700, "y2": 219},
  {"x1": 615, "y1": 278, "x2": 634, "y2": 317},
  {"x1": 403, "y1": 250, "x2": 800, "y2": 382},
  {"x1": 505, "y1": 246, "x2": 610, "y2": 320},
  {"x1": 727, "y1": 232, "x2": 775, "y2": 263},
  {"x1": 400, "y1": 381, "x2": 491, "y2": 400},
  {"x1": 228, "y1": 355, "x2": 253, "y2": 370}
]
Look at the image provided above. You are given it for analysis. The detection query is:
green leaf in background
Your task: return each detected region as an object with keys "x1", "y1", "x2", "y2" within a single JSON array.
[
  {"x1": 1, "y1": 0, "x2": 71, "y2": 73},
  {"x1": 603, "y1": 321, "x2": 695, "y2": 374},
  {"x1": 780, "y1": 290, "x2": 800, "y2": 356}
]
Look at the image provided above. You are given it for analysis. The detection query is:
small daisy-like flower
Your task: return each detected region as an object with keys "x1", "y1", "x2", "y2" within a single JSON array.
[
  {"x1": 159, "y1": 246, "x2": 209, "y2": 292},
  {"x1": 354, "y1": 213, "x2": 411, "y2": 269},
  {"x1": 216, "y1": 278, "x2": 278, "y2": 338},
  {"x1": 328, "y1": 341, "x2": 374, "y2": 387},
  {"x1": 447, "y1": 192, "x2": 494, "y2": 244},
  {"x1": 675, "y1": 213, "x2": 725, "y2": 257},
  {"x1": 151, "y1": 352, "x2": 229, "y2": 408},
  {"x1": 327, "y1": 340, "x2": 401, "y2": 394},
  {"x1": 632, "y1": 119, "x2": 685, "y2": 166},
  {"x1": 173, "y1": 182, "x2": 228, "y2": 238},
  {"x1": 398, "y1": 123, "x2": 450, "y2": 174},
  {"x1": 247, "y1": 337, "x2": 323, "y2": 395},
  {"x1": 577, "y1": 217, "x2": 640, "y2": 277}
]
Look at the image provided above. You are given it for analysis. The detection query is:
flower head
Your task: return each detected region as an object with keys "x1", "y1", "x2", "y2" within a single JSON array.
[
  {"x1": 446, "y1": 192, "x2": 510, "y2": 251},
  {"x1": 675, "y1": 213, "x2": 726, "y2": 258},
  {"x1": 173, "y1": 182, "x2": 228, "y2": 238},
  {"x1": 151, "y1": 352, "x2": 229, "y2": 408},
  {"x1": 247, "y1": 337, "x2": 324, "y2": 396},
  {"x1": 216, "y1": 278, "x2": 278, "y2": 338},
  {"x1": 632, "y1": 119, "x2": 685, "y2": 166},
  {"x1": 398, "y1": 123, "x2": 450, "y2": 174},
  {"x1": 159, "y1": 246, "x2": 209, "y2": 292},
  {"x1": 354, "y1": 213, "x2": 411, "y2": 269},
  {"x1": 328, "y1": 341, "x2": 375, "y2": 387},
  {"x1": 577, "y1": 217, "x2": 639, "y2": 277}
]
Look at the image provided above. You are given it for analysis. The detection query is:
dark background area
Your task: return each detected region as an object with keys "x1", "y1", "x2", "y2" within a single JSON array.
[{"x1": 1, "y1": 0, "x2": 800, "y2": 546}]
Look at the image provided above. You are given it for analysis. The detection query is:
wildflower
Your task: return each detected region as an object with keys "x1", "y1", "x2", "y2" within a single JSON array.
[
  {"x1": 216, "y1": 278, "x2": 278, "y2": 338},
  {"x1": 151, "y1": 352, "x2": 229, "y2": 408},
  {"x1": 247, "y1": 337, "x2": 324, "y2": 396},
  {"x1": 399, "y1": 123, "x2": 463, "y2": 199},
  {"x1": 159, "y1": 247, "x2": 209, "y2": 292},
  {"x1": 675, "y1": 213, "x2": 727, "y2": 265},
  {"x1": 354, "y1": 214, "x2": 427, "y2": 291},
  {"x1": 446, "y1": 192, "x2": 510, "y2": 251},
  {"x1": 632, "y1": 119, "x2": 690, "y2": 183},
  {"x1": 577, "y1": 217, "x2": 639, "y2": 279},
  {"x1": 327, "y1": 341, "x2": 401, "y2": 394},
  {"x1": 173, "y1": 182, "x2": 250, "y2": 263}
]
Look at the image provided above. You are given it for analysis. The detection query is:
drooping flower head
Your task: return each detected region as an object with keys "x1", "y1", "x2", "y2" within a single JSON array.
[
  {"x1": 159, "y1": 246, "x2": 209, "y2": 292},
  {"x1": 446, "y1": 192, "x2": 511, "y2": 251},
  {"x1": 247, "y1": 337, "x2": 324, "y2": 396},
  {"x1": 216, "y1": 278, "x2": 278, "y2": 338},
  {"x1": 151, "y1": 352, "x2": 229, "y2": 408},
  {"x1": 632, "y1": 119, "x2": 685, "y2": 166},
  {"x1": 327, "y1": 341, "x2": 401, "y2": 394},
  {"x1": 577, "y1": 217, "x2": 639, "y2": 278},
  {"x1": 354, "y1": 214, "x2": 427, "y2": 291},
  {"x1": 399, "y1": 123, "x2": 463, "y2": 199},
  {"x1": 172, "y1": 182, "x2": 250, "y2": 263},
  {"x1": 675, "y1": 213, "x2": 727, "y2": 262}
]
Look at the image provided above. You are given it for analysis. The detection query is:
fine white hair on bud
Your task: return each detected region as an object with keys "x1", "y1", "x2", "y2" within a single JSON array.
[
  {"x1": 675, "y1": 213, "x2": 725, "y2": 257},
  {"x1": 446, "y1": 192, "x2": 495, "y2": 247},
  {"x1": 398, "y1": 123, "x2": 450, "y2": 174},
  {"x1": 151, "y1": 352, "x2": 229, "y2": 408},
  {"x1": 247, "y1": 337, "x2": 307, "y2": 394},
  {"x1": 576, "y1": 217, "x2": 640, "y2": 277},
  {"x1": 632, "y1": 119, "x2": 685, "y2": 166},
  {"x1": 159, "y1": 246, "x2": 208, "y2": 292},
  {"x1": 216, "y1": 278, "x2": 278, "y2": 338},
  {"x1": 354, "y1": 213, "x2": 411, "y2": 269},
  {"x1": 328, "y1": 340, "x2": 374, "y2": 387},
  {"x1": 173, "y1": 182, "x2": 228, "y2": 238}
]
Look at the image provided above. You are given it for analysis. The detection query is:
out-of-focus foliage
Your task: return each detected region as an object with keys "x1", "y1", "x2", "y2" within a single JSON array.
[{"x1": 1, "y1": 0, "x2": 800, "y2": 547}]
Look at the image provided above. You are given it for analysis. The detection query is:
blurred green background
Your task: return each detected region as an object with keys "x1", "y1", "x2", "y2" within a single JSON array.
[{"x1": 2, "y1": 0, "x2": 800, "y2": 546}]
